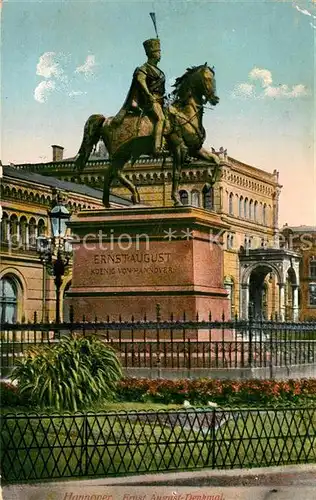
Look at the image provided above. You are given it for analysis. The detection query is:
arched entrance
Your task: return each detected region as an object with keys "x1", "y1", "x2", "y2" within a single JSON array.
[
  {"x1": 239, "y1": 247, "x2": 301, "y2": 321},
  {"x1": 248, "y1": 265, "x2": 273, "y2": 319},
  {"x1": 284, "y1": 267, "x2": 298, "y2": 321}
]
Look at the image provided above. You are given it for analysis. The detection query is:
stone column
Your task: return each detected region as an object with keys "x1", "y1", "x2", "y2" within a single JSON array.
[
  {"x1": 3, "y1": 217, "x2": 9, "y2": 242},
  {"x1": 278, "y1": 283, "x2": 285, "y2": 321},
  {"x1": 240, "y1": 283, "x2": 250, "y2": 319},
  {"x1": 13, "y1": 220, "x2": 21, "y2": 247},
  {"x1": 25, "y1": 223, "x2": 29, "y2": 248},
  {"x1": 292, "y1": 285, "x2": 299, "y2": 322}
]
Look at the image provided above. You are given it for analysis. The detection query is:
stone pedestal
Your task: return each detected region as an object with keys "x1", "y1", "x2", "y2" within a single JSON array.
[{"x1": 68, "y1": 206, "x2": 230, "y2": 323}]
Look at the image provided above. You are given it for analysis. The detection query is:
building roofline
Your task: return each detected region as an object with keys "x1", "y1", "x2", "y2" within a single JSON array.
[
  {"x1": 2, "y1": 165, "x2": 131, "y2": 206},
  {"x1": 227, "y1": 156, "x2": 280, "y2": 185},
  {"x1": 281, "y1": 225, "x2": 316, "y2": 233},
  {"x1": 5, "y1": 152, "x2": 282, "y2": 191},
  {"x1": 7, "y1": 154, "x2": 278, "y2": 177}
]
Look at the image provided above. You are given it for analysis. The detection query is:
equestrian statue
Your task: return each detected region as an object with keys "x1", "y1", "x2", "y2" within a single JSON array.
[{"x1": 74, "y1": 37, "x2": 221, "y2": 207}]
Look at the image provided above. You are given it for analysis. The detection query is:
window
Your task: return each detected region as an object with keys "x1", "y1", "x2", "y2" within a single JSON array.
[
  {"x1": 1, "y1": 213, "x2": 9, "y2": 242},
  {"x1": 227, "y1": 234, "x2": 234, "y2": 250},
  {"x1": 0, "y1": 277, "x2": 18, "y2": 323},
  {"x1": 229, "y1": 193, "x2": 234, "y2": 215},
  {"x1": 239, "y1": 196, "x2": 243, "y2": 217},
  {"x1": 10, "y1": 214, "x2": 19, "y2": 244},
  {"x1": 309, "y1": 283, "x2": 316, "y2": 306},
  {"x1": 310, "y1": 257, "x2": 316, "y2": 278},
  {"x1": 38, "y1": 219, "x2": 46, "y2": 237},
  {"x1": 249, "y1": 200, "x2": 253, "y2": 220},
  {"x1": 179, "y1": 190, "x2": 189, "y2": 205},
  {"x1": 20, "y1": 216, "x2": 28, "y2": 247},
  {"x1": 244, "y1": 236, "x2": 252, "y2": 250},
  {"x1": 29, "y1": 218, "x2": 37, "y2": 247},
  {"x1": 191, "y1": 190, "x2": 200, "y2": 207},
  {"x1": 263, "y1": 204, "x2": 267, "y2": 225},
  {"x1": 244, "y1": 198, "x2": 248, "y2": 219},
  {"x1": 202, "y1": 185, "x2": 213, "y2": 210},
  {"x1": 254, "y1": 201, "x2": 258, "y2": 222}
]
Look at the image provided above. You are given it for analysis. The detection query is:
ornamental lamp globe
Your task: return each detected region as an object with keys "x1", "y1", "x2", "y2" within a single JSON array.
[{"x1": 49, "y1": 203, "x2": 70, "y2": 238}]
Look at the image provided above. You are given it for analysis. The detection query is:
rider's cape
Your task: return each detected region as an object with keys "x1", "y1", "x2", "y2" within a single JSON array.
[{"x1": 113, "y1": 62, "x2": 165, "y2": 124}]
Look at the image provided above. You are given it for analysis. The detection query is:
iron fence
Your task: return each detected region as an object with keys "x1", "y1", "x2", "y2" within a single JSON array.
[
  {"x1": 1, "y1": 406, "x2": 316, "y2": 483},
  {"x1": 1, "y1": 316, "x2": 316, "y2": 372}
]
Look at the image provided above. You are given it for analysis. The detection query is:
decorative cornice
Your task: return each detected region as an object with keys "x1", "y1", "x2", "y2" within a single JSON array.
[
  {"x1": 1, "y1": 179, "x2": 104, "y2": 210},
  {"x1": 6, "y1": 153, "x2": 280, "y2": 196},
  {"x1": 220, "y1": 214, "x2": 274, "y2": 234}
]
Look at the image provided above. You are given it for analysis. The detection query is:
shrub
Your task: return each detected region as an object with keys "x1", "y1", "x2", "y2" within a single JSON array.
[{"x1": 11, "y1": 335, "x2": 123, "y2": 411}]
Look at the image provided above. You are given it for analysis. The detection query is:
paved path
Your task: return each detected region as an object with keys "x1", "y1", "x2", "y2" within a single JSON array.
[{"x1": 2, "y1": 464, "x2": 316, "y2": 500}]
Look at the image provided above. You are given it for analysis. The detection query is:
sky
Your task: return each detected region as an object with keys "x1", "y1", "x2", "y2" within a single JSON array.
[{"x1": 1, "y1": 0, "x2": 315, "y2": 226}]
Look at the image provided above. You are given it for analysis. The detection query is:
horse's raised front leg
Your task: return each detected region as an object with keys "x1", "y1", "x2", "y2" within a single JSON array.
[
  {"x1": 194, "y1": 147, "x2": 221, "y2": 185},
  {"x1": 103, "y1": 157, "x2": 141, "y2": 208},
  {"x1": 117, "y1": 170, "x2": 141, "y2": 205}
]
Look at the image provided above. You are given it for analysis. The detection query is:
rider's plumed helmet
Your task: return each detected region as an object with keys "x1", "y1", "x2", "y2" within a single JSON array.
[{"x1": 143, "y1": 38, "x2": 161, "y2": 56}]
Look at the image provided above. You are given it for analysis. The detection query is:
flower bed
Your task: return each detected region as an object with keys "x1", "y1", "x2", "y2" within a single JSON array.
[
  {"x1": 2, "y1": 377, "x2": 316, "y2": 410},
  {"x1": 117, "y1": 377, "x2": 316, "y2": 406}
]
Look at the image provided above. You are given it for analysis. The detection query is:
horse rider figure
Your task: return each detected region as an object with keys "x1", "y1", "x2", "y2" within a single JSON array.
[{"x1": 113, "y1": 38, "x2": 166, "y2": 155}]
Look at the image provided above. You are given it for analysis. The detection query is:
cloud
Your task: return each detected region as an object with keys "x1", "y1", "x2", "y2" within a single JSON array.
[
  {"x1": 232, "y1": 83, "x2": 254, "y2": 99},
  {"x1": 34, "y1": 80, "x2": 56, "y2": 103},
  {"x1": 75, "y1": 55, "x2": 96, "y2": 78},
  {"x1": 35, "y1": 52, "x2": 68, "y2": 103},
  {"x1": 264, "y1": 83, "x2": 308, "y2": 98},
  {"x1": 68, "y1": 90, "x2": 87, "y2": 97},
  {"x1": 249, "y1": 67, "x2": 272, "y2": 88},
  {"x1": 36, "y1": 52, "x2": 65, "y2": 80},
  {"x1": 232, "y1": 67, "x2": 309, "y2": 100},
  {"x1": 34, "y1": 52, "x2": 94, "y2": 103}
]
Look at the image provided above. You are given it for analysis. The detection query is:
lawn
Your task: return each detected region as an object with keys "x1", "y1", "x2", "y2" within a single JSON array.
[{"x1": 2, "y1": 405, "x2": 316, "y2": 483}]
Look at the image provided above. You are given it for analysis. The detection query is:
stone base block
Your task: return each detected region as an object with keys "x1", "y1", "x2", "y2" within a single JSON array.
[{"x1": 68, "y1": 206, "x2": 230, "y2": 326}]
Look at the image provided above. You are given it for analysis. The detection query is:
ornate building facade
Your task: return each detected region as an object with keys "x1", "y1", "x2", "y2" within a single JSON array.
[
  {"x1": 0, "y1": 162, "x2": 129, "y2": 323},
  {"x1": 7, "y1": 144, "x2": 303, "y2": 321}
]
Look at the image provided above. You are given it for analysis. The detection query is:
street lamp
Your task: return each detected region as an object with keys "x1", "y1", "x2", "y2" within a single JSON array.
[{"x1": 37, "y1": 198, "x2": 72, "y2": 324}]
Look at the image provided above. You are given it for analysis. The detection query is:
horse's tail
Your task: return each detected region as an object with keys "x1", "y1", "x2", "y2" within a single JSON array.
[{"x1": 74, "y1": 114, "x2": 106, "y2": 173}]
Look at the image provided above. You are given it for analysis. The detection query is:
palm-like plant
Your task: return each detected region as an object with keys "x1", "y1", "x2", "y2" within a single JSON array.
[{"x1": 12, "y1": 335, "x2": 123, "y2": 411}]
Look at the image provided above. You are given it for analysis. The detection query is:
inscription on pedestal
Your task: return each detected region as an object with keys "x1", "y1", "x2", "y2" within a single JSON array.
[{"x1": 91, "y1": 252, "x2": 175, "y2": 276}]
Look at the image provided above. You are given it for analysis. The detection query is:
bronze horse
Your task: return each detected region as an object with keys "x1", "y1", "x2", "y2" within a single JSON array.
[{"x1": 75, "y1": 63, "x2": 220, "y2": 207}]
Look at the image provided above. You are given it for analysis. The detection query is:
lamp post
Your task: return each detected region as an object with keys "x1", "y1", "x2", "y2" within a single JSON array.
[{"x1": 37, "y1": 198, "x2": 72, "y2": 324}]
